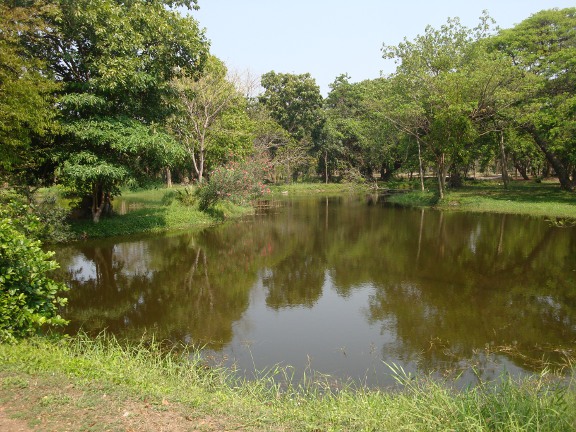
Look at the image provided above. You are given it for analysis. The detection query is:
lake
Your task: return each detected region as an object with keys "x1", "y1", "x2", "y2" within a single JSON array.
[{"x1": 54, "y1": 194, "x2": 576, "y2": 387}]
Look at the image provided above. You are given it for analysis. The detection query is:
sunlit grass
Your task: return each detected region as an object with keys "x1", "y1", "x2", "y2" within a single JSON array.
[
  {"x1": 67, "y1": 186, "x2": 254, "y2": 239},
  {"x1": 386, "y1": 179, "x2": 576, "y2": 219},
  {"x1": 269, "y1": 181, "x2": 369, "y2": 196},
  {"x1": 1, "y1": 334, "x2": 575, "y2": 431}
]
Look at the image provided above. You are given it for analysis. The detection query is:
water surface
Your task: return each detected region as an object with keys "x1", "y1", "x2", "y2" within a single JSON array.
[{"x1": 54, "y1": 195, "x2": 576, "y2": 386}]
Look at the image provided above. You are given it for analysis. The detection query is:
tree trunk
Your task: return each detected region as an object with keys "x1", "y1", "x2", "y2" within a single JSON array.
[
  {"x1": 198, "y1": 148, "x2": 205, "y2": 182},
  {"x1": 417, "y1": 138, "x2": 425, "y2": 192},
  {"x1": 91, "y1": 182, "x2": 112, "y2": 223},
  {"x1": 499, "y1": 130, "x2": 509, "y2": 189},
  {"x1": 380, "y1": 160, "x2": 403, "y2": 182},
  {"x1": 166, "y1": 167, "x2": 172, "y2": 188},
  {"x1": 513, "y1": 160, "x2": 530, "y2": 180},
  {"x1": 523, "y1": 125, "x2": 574, "y2": 190},
  {"x1": 542, "y1": 162, "x2": 550, "y2": 178},
  {"x1": 448, "y1": 169, "x2": 463, "y2": 188},
  {"x1": 436, "y1": 153, "x2": 447, "y2": 199}
]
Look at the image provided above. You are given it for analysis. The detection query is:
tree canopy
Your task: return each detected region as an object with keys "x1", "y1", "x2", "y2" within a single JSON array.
[
  {"x1": 7, "y1": 0, "x2": 210, "y2": 220},
  {"x1": 1, "y1": 3, "x2": 574, "y2": 221},
  {"x1": 0, "y1": 1, "x2": 59, "y2": 186}
]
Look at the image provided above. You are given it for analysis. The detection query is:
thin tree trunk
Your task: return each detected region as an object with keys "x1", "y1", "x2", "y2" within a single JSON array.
[
  {"x1": 91, "y1": 182, "x2": 111, "y2": 223},
  {"x1": 417, "y1": 138, "x2": 425, "y2": 192},
  {"x1": 437, "y1": 153, "x2": 447, "y2": 199},
  {"x1": 166, "y1": 167, "x2": 172, "y2": 188},
  {"x1": 499, "y1": 130, "x2": 509, "y2": 189},
  {"x1": 324, "y1": 150, "x2": 328, "y2": 184}
]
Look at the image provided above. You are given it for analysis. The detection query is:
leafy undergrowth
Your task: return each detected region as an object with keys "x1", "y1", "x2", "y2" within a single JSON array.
[{"x1": 1, "y1": 334, "x2": 575, "y2": 431}]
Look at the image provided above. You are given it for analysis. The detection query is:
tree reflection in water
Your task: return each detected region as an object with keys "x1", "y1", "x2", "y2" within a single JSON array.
[{"x1": 54, "y1": 196, "x2": 576, "y2": 385}]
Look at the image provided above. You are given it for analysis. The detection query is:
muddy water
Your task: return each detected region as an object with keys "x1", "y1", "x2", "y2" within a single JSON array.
[{"x1": 54, "y1": 195, "x2": 576, "y2": 386}]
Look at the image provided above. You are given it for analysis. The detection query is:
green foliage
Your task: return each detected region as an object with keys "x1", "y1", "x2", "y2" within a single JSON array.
[
  {"x1": 167, "y1": 57, "x2": 255, "y2": 182},
  {"x1": 0, "y1": 191, "x2": 74, "y2": 243},
  {"x1": 196, "y1": 158, "x2": 271, "y2": 210},
  {"x1": 0, "y1": 214, "x2": 68, "y2": 343},
  {"x1": 258, "y1": 72, "x2": 324, "y2": 182},
  {"x1": 25, "y1": 0, "x2": 210, "y2": 219},
  {"x1": 0, "y1": 2, "x2": 60, "y2": 183},
  {"x1": 380, "y1": 13, "x2": 520, "y2": 197},
  {"x1": 172, "y1": 187, "x2": 197, "y2": 207},
  {"x1": 259, "y1": 71, "x2": 323, "y2": 142},
  {"x1": 492, "y1": 7, "x2": 576, "y2": 191}
]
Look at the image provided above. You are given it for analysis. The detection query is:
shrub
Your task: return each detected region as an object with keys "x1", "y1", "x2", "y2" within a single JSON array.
[
  {"x1": 0, "y1": 191, "x2": 74, "y2": 243},
  {"x1": 196, "y1": 158, "x2": 271, "y2": 210},
  {"x1": 175, "y1": 186, "x2": 198, "y2": 207},
  {"x1": 0, "y1": 216, "x2": 69, "y2": 343}
]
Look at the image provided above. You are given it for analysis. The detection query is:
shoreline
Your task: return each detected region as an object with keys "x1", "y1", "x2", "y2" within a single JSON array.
[{"x1": 1, "y1": 334, "x2": 574, "y2": 431}]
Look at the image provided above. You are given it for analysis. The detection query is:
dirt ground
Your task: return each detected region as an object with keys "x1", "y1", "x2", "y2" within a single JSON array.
[
  {"x1": 0, "y1": 407, "x2": 31, "y2": 432},
  {"x1": 0, "y1": 372, "x2": 247, "y2": 432}
]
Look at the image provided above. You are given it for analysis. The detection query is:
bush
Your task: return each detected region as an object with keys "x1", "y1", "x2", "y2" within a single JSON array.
[
  {"x1": 0, "y1": 191, "x2": 74, "y2": 243},
  {"x1": 0, "y1": 216, "x2": 69, "y2": 343},
  {"x1": 174, "y1": 186, "x2": 197, "y2": 207},
  {"x1": 196, "y1": 159, "x2": 270, "y2": 210}
]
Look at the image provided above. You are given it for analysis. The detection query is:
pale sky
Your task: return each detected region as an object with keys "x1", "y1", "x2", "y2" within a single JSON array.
[{"x1": 192, "y1": 1, "x2": 575, "y2": 95}]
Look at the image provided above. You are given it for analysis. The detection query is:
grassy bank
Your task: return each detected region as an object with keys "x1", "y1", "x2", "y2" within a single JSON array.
[
  {"x1": 0, "y1": 335, "x2": 574, "y2": 431},
  {"x1": 48, "y1": 180, "x2": 575, "y2": 241},
  {"x1": 67, "y1": 186, "x2": 255, "y2": 239},
  {"x1": 269, "y1": 181, "x2": 370, "y2": 197},
  {"x1": 385, "y1": 180, "x2": 576, "y2": 220},
  {"x1": 49, "y1": 182, "x2": 367, "y2": 240}
]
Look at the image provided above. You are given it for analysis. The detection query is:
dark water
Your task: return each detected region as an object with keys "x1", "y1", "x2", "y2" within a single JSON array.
[{"x1": 53, "y1": 195, "x2": 576, "y2": 387}]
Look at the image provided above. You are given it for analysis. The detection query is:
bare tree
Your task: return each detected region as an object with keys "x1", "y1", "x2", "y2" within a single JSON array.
[{"x1": 168, "y1": 57, "x2": 242, "y2": 182}]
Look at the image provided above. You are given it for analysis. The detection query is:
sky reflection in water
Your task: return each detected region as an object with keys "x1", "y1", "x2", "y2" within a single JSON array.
[{"x1": 54, "y1": 195, "x2": 576, "y2": 387}]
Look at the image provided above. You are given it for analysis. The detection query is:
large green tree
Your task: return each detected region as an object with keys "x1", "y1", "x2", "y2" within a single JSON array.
[
  {"x1": 0, "y1": 1, "x2": 59, "y2": 189},
  {"x1": 32, "y1": 0, "x2": 209, "y2": 221},
  {"x1": 321, "y1": 75, "x2": 367, "y2": 182},
  {"x1": 259, "y1": 71, "x2": 323, "y2": 181},
  {"x1": 382, "y1": 14, "x2": 520, "y2": 197},
  {"x1": 323, "y1": 76, "x2": 411, "y2": 183},
  {"x1": 493, "y1": 7, "x2": 576, "y2": 191}
]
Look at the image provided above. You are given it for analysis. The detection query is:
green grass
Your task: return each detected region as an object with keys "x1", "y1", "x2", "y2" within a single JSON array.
[
  {"x1": 68, "y1": 186, "x2": 255, "y2": 239},
  {"x1": 1, "y1": 334, "x2": 574, "y2": 431},
  {"x1": 64, "y1": 183, "x2": 366, "y2": 239},
  {"x1": 269, "y1": 181, "x2": 370, "y2": 196},
  {"x1": 386, "y1": 180, "x2": 576, "y2": 219},
  {"x1": 41, "y1": 180, "x2": 575, "y2": 240}
]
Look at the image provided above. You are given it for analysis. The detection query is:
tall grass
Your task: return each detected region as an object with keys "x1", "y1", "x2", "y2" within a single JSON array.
[{"x1": 1, "y1": 334, "x2": 574, "y2": 431}]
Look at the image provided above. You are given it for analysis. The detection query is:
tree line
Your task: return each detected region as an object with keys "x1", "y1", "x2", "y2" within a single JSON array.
[{"x1": 1, "y1": 1, "x2": 575, "y2": 222}]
